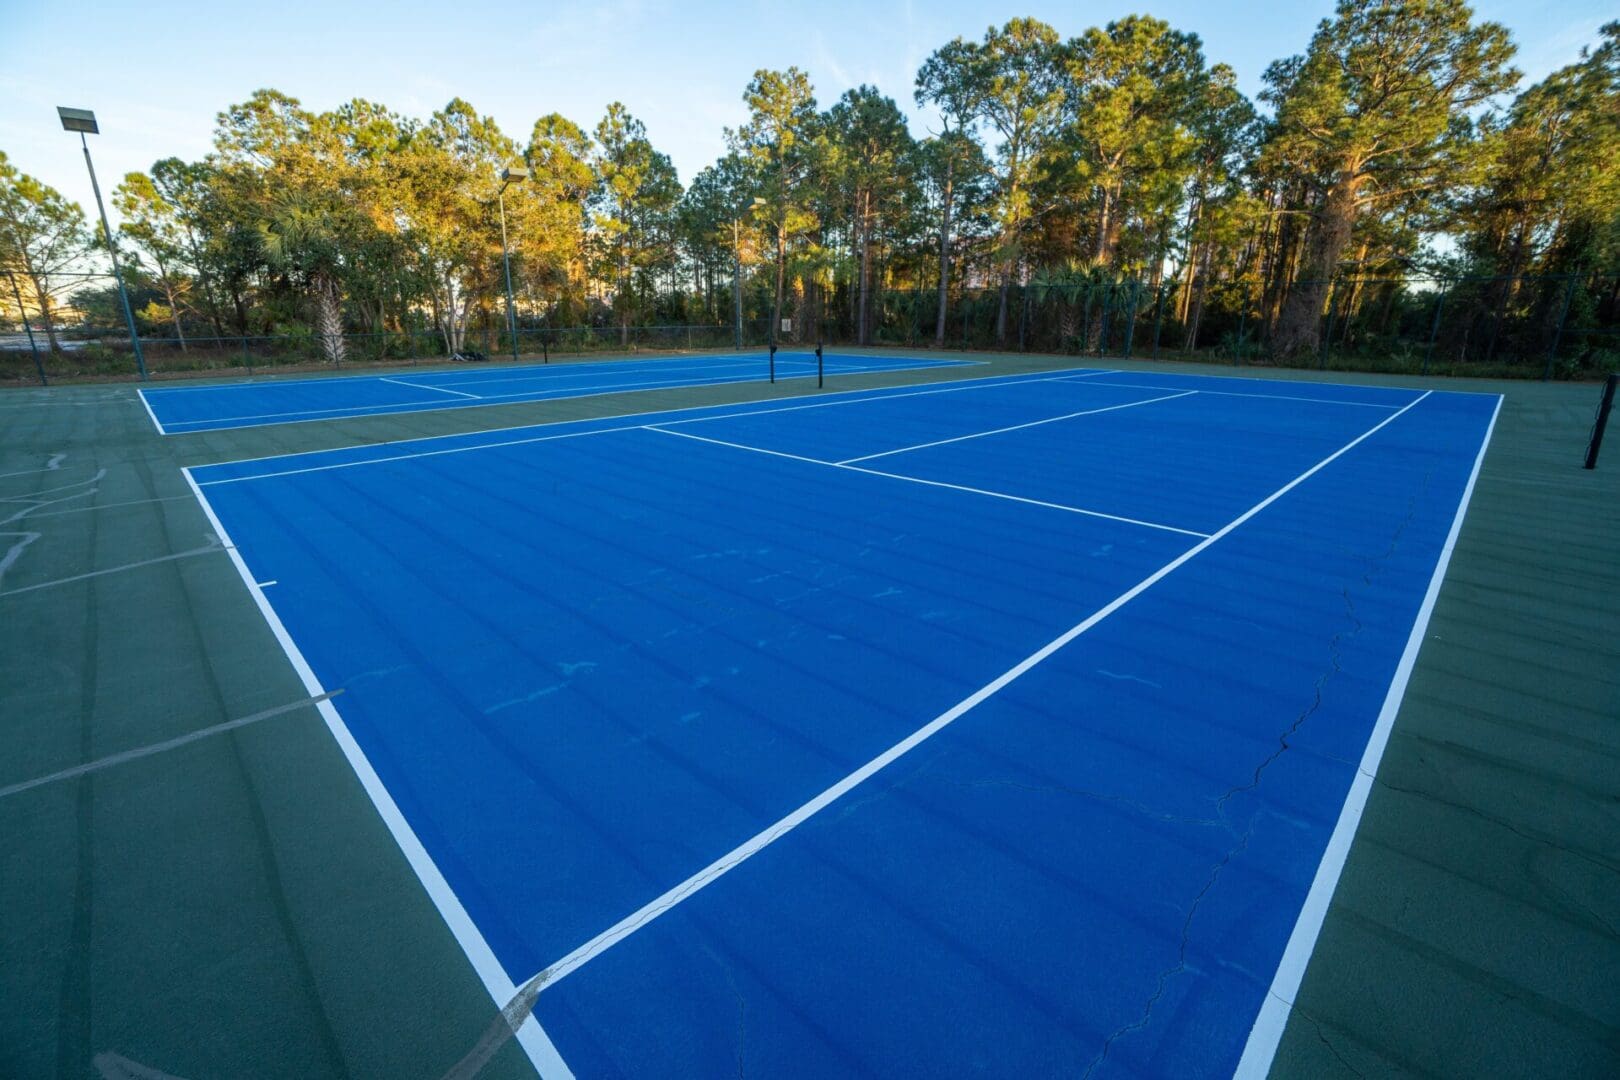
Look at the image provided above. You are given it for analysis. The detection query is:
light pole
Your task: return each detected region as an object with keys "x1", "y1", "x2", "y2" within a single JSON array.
[
  {"x1": 57, "y1": 107, "x2": 147, "y2": 380},
  {"x1": 497, "y1": 165, "x2": 527, "y2": 363}
]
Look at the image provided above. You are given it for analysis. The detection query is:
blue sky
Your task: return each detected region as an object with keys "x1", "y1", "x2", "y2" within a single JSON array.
[{"x1": 0, "y1": 0, "x2": 1610, "y2": 228}]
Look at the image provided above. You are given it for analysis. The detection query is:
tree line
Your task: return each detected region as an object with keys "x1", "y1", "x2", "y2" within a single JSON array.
[{"x1": 2, "y1": 0, "x2": 1617, "y2": 368}]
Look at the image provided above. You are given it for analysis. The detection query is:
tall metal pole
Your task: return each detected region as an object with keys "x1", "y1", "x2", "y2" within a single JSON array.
[
  {"x1": 6, "y1": 271, "x2": 47, "y2": 385},
  {"x1": 733, "y1": 218, "x2": 743, "y2": 349},
  {"x1": 81, "y1": 132, "x2": 146, "y2": 380},
  {"x1": 498, "y1": 185, "x2": 518, "y2": 363}
]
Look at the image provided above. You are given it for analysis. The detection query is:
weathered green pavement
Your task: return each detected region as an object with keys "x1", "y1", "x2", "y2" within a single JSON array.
[{"x1": 1, "y1": 352, "x2": 1614, "y2": 1078}]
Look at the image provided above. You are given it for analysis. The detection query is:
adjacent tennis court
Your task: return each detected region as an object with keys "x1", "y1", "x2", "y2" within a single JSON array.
[
  {"x1": 140, "y1": 350, "x2": 975, "y2": 434},
  {"x1": 186, "y1": 366, "x2": 1499, "y2": 1077}
]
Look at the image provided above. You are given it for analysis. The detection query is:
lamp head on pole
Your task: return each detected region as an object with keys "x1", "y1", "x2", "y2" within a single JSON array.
[
  {"x1": 57, "y1": 107, "x2": 99, "y2": 134},
  {"x1": 499, "y1": 165, "x2": 528, "y2": 191}
]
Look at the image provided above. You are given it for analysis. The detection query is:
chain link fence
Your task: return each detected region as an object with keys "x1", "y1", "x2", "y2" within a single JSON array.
[
  {"x1": 3, "y1": 269, "x2": 1615, "y2": 386},
  {"x1": 805, "y1": 270, "x2": 1619, "y2": 380}
]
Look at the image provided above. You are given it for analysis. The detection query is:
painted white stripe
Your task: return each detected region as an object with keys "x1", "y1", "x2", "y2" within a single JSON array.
[
  {"x1": 23, "y1": 493, "x2": 194, "y2": 519},
  {"x1": 0, "y1": 453, "x2": 68, "y2": 479},
  {"x1": 182, "y1": 471, "x2": 573, "y2": 1080},
  {"x1": 0, "y1": 693, "x2": 337, "y2": 800},
  {"x1": 522, "y1": 390, "x2": 1435, "y2": 999},
  {"x1": 837, "y1": 390, "x2": 1196, "y2": 465},
  {"x1": 185, "y1": 366, "x2": 1103, "y2": 473},
  {"x1": 139, "y1": 351, "x2": 765, "y2": 395},
  {"x1": 649, "y1": 426, "x2": 1211, "y2": 538},
  {"x1": 1059, "y1": 378, "x2": 1407, "y2": 410},
  {"x1": 1233, "y1": 394, "x2": 1502, "y2": 1079},
  {"x1": 137, "y1": 387, "x2": 167, "y2": 435},
  {"x1": 405, "y1": 354, "x2": 766, "y2": 390},
  {"x1": 193, "y1": 370, "x2": 1109, "y2": 486},
  {"x1": 162, "y1": 360, "x2": 964, "y2": 433},
  {"x1": 380, "y1": 377, "x2": 481, "y2": 400},
  {"x1": 0, "y1": 543, "x2": 229, "y2": 597}
]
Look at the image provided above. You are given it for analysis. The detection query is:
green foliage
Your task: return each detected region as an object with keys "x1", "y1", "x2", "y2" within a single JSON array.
[{"x1": 1, "y1": 4, "x2": 1614, "y2": 379}]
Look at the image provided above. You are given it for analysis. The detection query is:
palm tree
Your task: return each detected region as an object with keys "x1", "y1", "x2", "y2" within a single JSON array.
[
  {"x1": 1031, "y1": 258, "x2": 1091, "y2": 351},
  {"x1": 258, "y1": 195, "x2": 347, "y2": 364}
]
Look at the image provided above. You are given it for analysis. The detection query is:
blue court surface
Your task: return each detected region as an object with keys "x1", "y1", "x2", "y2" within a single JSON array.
[
  {"x1": 186, "y1": 367, "x2": 1499, "y2": 1077},
  {"x1": 140, "y1": 350, "x2": 973, "y2": 434}
]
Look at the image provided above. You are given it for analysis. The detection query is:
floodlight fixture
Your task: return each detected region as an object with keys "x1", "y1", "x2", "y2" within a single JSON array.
[
  {"x1": 57, "y1": 106, "x2": 147, "y2": 379},
  {"x1": 495, "y1": 166, "x2": 527, "y2": 361},
  {"x1": 57, "y1": 107, "x2": 99, "y2": 134}
]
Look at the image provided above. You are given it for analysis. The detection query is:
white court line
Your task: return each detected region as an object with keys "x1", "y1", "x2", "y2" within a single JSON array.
[
  {"x1": 520, "y1": 391, "x2": 1437, "y2": 1011},
  {"x1": 0, "y1": 453, "x2": 68, "y2": 479},
  {"x1": 649, "y1": 426, "x2": 1211, "y2": 538},
  {"x1": 1234, "y1": 394, "x2": 1502, "y2": 1079},
  {"x1": 182, "y1": 471, "x2": 573, "y2": 1080},
  {"x1": 380, "y1": 377, "x2": 482, "y2": 400},
  {"x1": 137, "y1": 388, "x2": 167, "y2": 435},
  {"x1": 0, "y1": 542, "x2": 230, "y2": 597},
  {"x1": 194, "y1": 369, "x2": 1114, "y2": 486},
  {"x1": 408, "y1": 353, "x2": 769, "y2": 390},
  {"x1": 0, "y1": 692, "x2": 337, "y2": 800},
  {"x1": 161, "y1": 361, "x2": 955, "y2": 433},
  {"x1": 137, "y1": 351, "x2": 767, "y2": 395},
  {"x1": 837, "y1": 390, "x2": 1196, "y2": 465},
  {"x1": 1057, "y1": 377, "x2": 1408, "y2": 410},
  {"x1": 187, "y1": 366, "x2": 1105, "y2": 473},
  {"x1": 24, "y1": 493, "x2": 194, "y2": 519}
]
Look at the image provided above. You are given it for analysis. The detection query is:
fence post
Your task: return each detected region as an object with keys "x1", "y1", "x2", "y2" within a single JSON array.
[
  {"x1": 1097, "y1": 283, "x2": 1113, "y2": 356},
  {"x1": 1319, "y1": 280, "x2": 1340, "y2": 370},
  {"x1": 1423, "y1": 280, "x2": 1449, "y2": 376},
  {"x1": 1122, "y1": 279, "x2": 1140, "y2": 359},
  {"x1": 1019, "y1": 285, "x2": 1029, "y2": 353},
  {"x1": 1151, "y1": 281, "x2": 1166, "y2": 361},
  {"x1": 1543, "y1": 274, "x2": 1578, "y2": 382},
  {"x1": 1235, "y1": 282, "x2": 1248, "y2": 366}
]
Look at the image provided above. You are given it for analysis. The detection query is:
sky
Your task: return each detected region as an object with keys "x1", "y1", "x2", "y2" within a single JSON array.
[{"x1": 0, "y1": 0, "x2": 1611, "y2": 230}]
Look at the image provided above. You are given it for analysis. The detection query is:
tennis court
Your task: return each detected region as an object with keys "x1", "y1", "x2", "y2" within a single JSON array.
[
  {"x1": 139, "y1": 350, "x2": 974, "y2": 434},
  {"x1": 184, "y1": 366, "x2": 1499, "y2": 1077}
]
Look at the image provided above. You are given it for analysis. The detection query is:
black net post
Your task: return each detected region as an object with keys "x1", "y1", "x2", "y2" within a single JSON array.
[
  {"x1": 816, "y1": 341, "x2": 824, "y2": 388},
  {"x1": 543, "y1": 331, "x2": 549, "y2": 364},
  {"x1": 1585, "y1": 373, "x2": 1617, "y2": 469},
  {"x1": 769, "y1": 342, "x2": 776, "y2": 383},
  {"x1": 1122, "y1": 280, "x2": 1140, "y2": 359}
]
